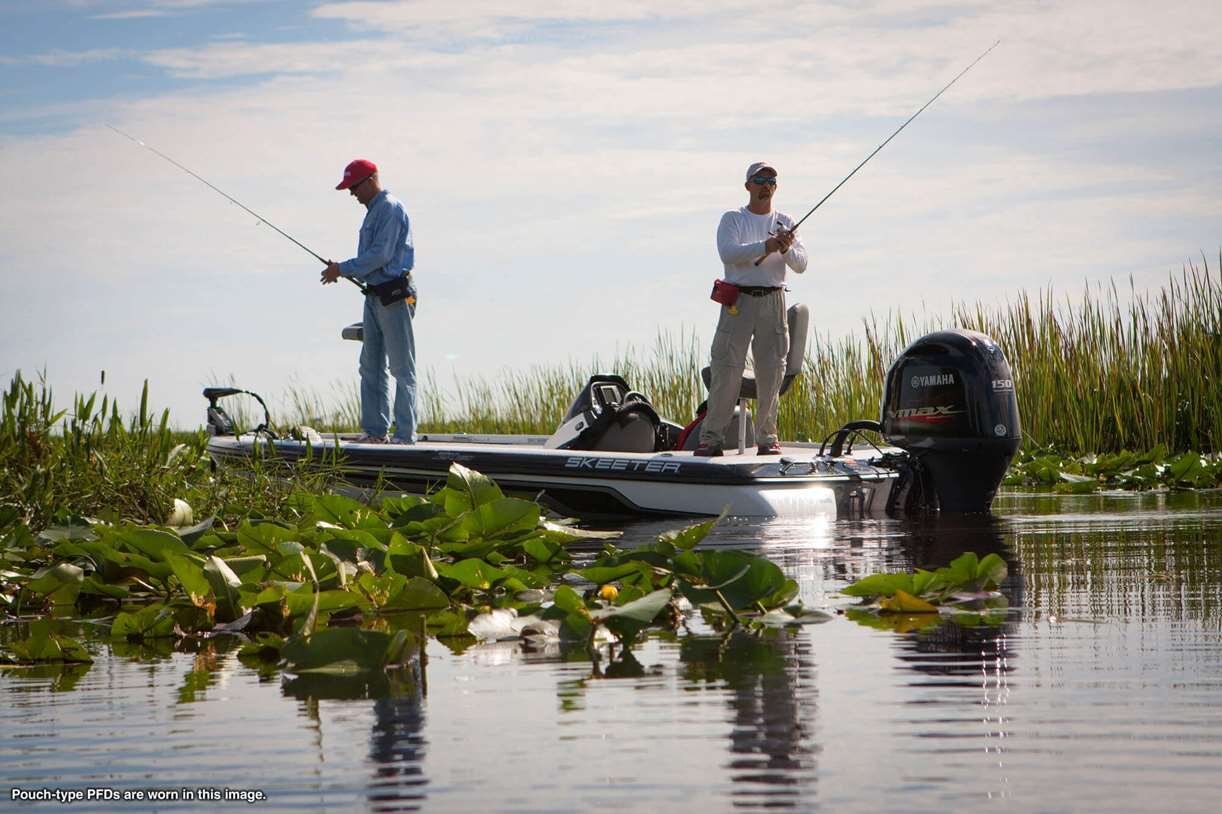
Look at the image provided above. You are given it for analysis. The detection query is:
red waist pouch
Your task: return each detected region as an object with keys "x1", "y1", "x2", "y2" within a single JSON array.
[{"x1": 710, "y1": 279, "x2": 740, "y2": 306}]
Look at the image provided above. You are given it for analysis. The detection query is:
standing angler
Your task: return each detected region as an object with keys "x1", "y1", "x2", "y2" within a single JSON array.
[
  {"x1": 694, "y1": 162, "x2": 808, "y2": 457},
  {"x1": 321, "y1": 159, "x2": 418, "y2": 444}
]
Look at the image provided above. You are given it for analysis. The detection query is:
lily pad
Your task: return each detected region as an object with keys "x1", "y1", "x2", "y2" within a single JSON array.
[
  {"x1": 4, "y1": 620, "x2": 93, "y2": 663},
  {"x1": 281, "y1": 627, "x2": 412, "y2": 674}
]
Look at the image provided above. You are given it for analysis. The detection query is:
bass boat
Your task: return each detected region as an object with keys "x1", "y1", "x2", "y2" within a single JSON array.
[{"x1": 205, "y1": 310, "x2": 1020, "y2": 519}]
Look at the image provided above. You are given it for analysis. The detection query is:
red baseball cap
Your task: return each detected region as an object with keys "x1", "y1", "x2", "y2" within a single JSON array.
[{"x1": 336, "y1": 159, "x2": 377, "y2": 190}]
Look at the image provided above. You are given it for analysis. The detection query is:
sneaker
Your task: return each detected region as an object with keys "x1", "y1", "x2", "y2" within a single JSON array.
[
  {"x1": 757, "y1": 441, "x2": 782, "y2": 455},
  {"x1": 354, "y1": 433, "x2": 388, "y2": 444},
  {"x1": 387, "y1": 436, "x2": 414, "y2": 445},
  {"x1": 692, "y1": 443, "x2": 724, "y2": 458}
]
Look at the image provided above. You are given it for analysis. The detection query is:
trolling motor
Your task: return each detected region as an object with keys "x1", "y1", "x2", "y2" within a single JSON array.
[
  {"x1": 203, "y1": 387, "x2": 276, "y2": 438},
  {"x1": 878, "y1": 329, "x2": 1021, "y2": 513}
]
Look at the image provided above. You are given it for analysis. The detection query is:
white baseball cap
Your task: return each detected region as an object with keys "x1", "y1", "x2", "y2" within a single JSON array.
[{"x1": 745, "y1": 161, "x2": 776, "y2": 180}]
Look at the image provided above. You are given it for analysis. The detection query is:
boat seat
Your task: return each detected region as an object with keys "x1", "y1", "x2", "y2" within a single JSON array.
[
  {"x1": 700, "y1": 303, "x2": 810, "y2": 399},
  {"x1": 545, "y1": 375, "x2": 665, "y2": 453},
  {"x1": 577, "y1": 401, "x2": 662, "y2": 453}
]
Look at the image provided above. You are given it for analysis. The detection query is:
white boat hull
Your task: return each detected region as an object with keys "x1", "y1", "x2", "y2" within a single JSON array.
[{"x1": 207, "y1": 434, "x2": 900, "y2": 519}]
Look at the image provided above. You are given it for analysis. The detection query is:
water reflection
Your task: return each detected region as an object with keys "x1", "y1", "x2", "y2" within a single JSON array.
[
  {"x1": 884, "y1": 517, "x2": 1018, "y2": 798},
  {"x1": 368, "y1": 666, "x2": 428, "y2": 813},
  {"x1": 889, "y1": 516, "x2": 1019, "y2": 685},
  {"x1": 280, "y1": 657, "x2": 429, "y2": 812},
  {"x1": 681, "y1": 630, "x2": 818, "y2": 810}
]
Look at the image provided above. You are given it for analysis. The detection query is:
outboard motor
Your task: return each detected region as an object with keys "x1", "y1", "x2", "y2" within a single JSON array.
[
  {"x1": 881, "y1": 329, "x2": 1020, "y2": 513},
  {"x1": 545, "y1": 375, "x2": 671, "y2": 453}
]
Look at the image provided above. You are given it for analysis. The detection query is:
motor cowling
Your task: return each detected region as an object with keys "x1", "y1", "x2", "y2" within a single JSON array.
[{"x1": 881, "y1": 329, "x2": 1020, "y2": 513}]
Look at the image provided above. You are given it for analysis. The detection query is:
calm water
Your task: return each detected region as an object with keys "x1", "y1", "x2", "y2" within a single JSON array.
[{"x1": 3, "y1": 490, "x2": 1221, "y2": 812}]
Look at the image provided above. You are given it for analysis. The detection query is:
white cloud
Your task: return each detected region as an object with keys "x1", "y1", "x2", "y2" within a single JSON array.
[
  {"x1": 31, "y1": 48, "x2": 129, "y2": 67},
  {"x1": 90, "y1": 9, "x2": 172, "y2": 19},
  {"x1": 1, "y1": 0, "x2": 1219, "y2": 426},
  {"x1": 85, "y1": 0, "x2": 270, "y2": 20},
  {"x1": 311, "y1": 0, "x2": 724, "y2": 31}
]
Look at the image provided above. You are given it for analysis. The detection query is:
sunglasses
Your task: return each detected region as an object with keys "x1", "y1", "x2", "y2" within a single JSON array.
[
  {"x1": 749, "y1": 175, "x2": 777, "y2": 186},
  {"x1": 350, "y1": 175, "x2": 372, "y2": 191}
]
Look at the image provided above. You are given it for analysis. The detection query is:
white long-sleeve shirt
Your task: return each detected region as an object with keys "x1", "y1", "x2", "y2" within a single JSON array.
[{"x1": 716, "y1": 207, "x2": 808, "y2": 287}]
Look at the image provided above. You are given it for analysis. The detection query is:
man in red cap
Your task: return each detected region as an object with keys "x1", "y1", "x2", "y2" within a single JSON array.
[
  {"x1": 693, "y1": 161, "x2": 807, "y2": 457},
  {"x1": 321, "y1": 159, "x2": 418, "y2": 444}
]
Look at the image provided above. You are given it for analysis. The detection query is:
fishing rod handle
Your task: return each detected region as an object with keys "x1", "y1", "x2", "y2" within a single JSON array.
[{"x1": 752, "y1": 228, "x2": 793, "y2": 265}]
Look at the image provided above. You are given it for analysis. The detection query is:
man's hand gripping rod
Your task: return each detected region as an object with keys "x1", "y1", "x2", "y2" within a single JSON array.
[
  {"x1": 106, "y1": 124, "x2": 367, "y2": 294},
  {"x1": 753, "y1": 40, "x2": 1000, "y2": 266}
]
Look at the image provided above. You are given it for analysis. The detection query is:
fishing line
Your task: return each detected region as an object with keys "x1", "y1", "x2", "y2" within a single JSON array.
[
  {"x1": 106, "y1": 124, "x2": 366, "y2": 293},
  {"x1": 755, "y1": 40, "x2": 1001, "y2": 265}
]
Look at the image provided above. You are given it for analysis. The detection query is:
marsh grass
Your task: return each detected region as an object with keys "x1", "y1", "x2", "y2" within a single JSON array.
[
  {"x1": 0, "y1": 373, "x2": 336, "y2": 532},
  {"x1": 281, "y1": 258, "x2": 1219, "y2": 454}
]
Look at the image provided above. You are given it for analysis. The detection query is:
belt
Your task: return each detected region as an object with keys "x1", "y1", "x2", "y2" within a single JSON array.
[
  {"x1": 365, "y1": 274, "x2": 411, "y2": 295},
  {"x1": 738, "y1": 285, "x2": 783, "y2": 297}
]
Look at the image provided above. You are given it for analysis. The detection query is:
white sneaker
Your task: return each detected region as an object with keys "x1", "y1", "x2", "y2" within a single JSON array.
[{"x1": 354, "y1": 433, "x2": 388, "y2": 444}]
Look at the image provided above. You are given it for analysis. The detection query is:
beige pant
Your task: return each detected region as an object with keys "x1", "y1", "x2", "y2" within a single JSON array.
[{"x1": 700, "y1": 289, "x2": 788, "y2": 447}]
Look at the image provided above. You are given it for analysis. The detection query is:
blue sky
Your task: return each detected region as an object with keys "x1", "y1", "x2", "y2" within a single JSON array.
[{"x1": 1, "y1": 0, "x2": 1220, "y2": 428}]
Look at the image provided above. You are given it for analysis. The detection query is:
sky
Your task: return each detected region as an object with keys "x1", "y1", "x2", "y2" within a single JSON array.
[{"x1": 1, "y1": 0, "x2": 1219, "y2": 429}]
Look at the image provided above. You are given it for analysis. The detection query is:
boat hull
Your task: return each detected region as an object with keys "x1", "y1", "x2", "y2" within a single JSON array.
[{"x1": 207, "y1": 433, "x2": 900, "y2": 519}]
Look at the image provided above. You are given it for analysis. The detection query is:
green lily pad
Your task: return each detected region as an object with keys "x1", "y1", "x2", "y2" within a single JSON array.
[
  {"x1": 387, "y1": 577, "x2": 450, "y2": 611},
  {"x1": 111, "y1": 605, "x2": 176, "y2": 640},
  {"x1": 443, "y1": 462, "x2": 504, "y2": 516},
  {"x1": 656, "y1": 513, "x2": 721, "y2": 552},
  {"x1": 165, "y1": 553, "x2": 212, "y2": 607},
  {"x1": 24, "y1": 562, "x2": 84, "y2": 607},
  {"x1": 4, "y1": 620, "x2": 93, "y2": 663},
  {"x1": 281, "y1": 627, "x2": 412, "y2": 674},
  {"x1": 203, "y1": 555, "x2": 245, "y2": 622},
  {"x1": 592, "y1": 588, "x2": 674, "y2": 646},
  {"x1": 435, "y1": 558, "x2": 506, "y2": 592}
]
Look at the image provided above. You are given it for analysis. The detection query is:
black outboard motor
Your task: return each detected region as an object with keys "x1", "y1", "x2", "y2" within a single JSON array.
[
  {"x1": 545, "y1": 375, "x2": 672, "y2": 453},
  {"x1": 881, "y1": 329, "x2": 1020, "y2": 513}
]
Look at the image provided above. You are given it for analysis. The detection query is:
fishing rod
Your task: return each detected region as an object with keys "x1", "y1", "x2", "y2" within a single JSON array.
[
  {"x1": 755, "y1": 39, "x2": 1000, "y2": 265},
  {"x1": 106, "y1": 124, "x2": 366, "y2": 293}
]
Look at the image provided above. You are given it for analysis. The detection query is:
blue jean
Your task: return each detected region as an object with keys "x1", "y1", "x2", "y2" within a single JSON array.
[{"x1": 359, "y1": 294, "x2": 417, "y2": 442}]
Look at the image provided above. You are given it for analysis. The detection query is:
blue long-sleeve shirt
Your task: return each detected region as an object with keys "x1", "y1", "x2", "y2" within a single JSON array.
[{"x1": 339, "y1": 190, "x2": 414, "y2": 286}]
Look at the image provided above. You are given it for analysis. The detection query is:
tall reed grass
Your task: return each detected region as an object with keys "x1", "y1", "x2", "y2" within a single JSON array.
[
  {"x1": 0, "y1": 374, "x2": 334, "y2": 531},
  {"x1": 284, "y1": 258, "x2": 1218, "y2": 454}
]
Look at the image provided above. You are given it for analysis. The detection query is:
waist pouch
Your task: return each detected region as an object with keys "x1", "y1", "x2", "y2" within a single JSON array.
[
  {"x1": 710, "y1": 279, "x2": 740, "y2": 306},
  {"x1": 368, "y1": 275, "x2": 413, "y2": 307}
]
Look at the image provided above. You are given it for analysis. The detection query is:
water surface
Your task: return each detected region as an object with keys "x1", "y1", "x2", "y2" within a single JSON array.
[{"x1": 3, "y1": 490, "x2": 1220, "y2": 812}]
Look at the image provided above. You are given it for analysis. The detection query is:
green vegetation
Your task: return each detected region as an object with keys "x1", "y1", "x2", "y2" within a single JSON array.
[
  {"x1": 280, "y1": 260, "x2": 1220, "y2": 460},
  {"x1": 0, "y1": 373, "x2": 337, "y2": 533},
  {"x1": 0, "y1": 373, "x2": 831, "y2": 674},
  {"x1": 2, "y1": 462, "x2": 829, "y2": 679},
  {"x1": 841, "y1": 551, "x2": 1011, "y2": 633},
  {"x1": 1004, "y1": 447, "x2": 1222, "y2": 492}
]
